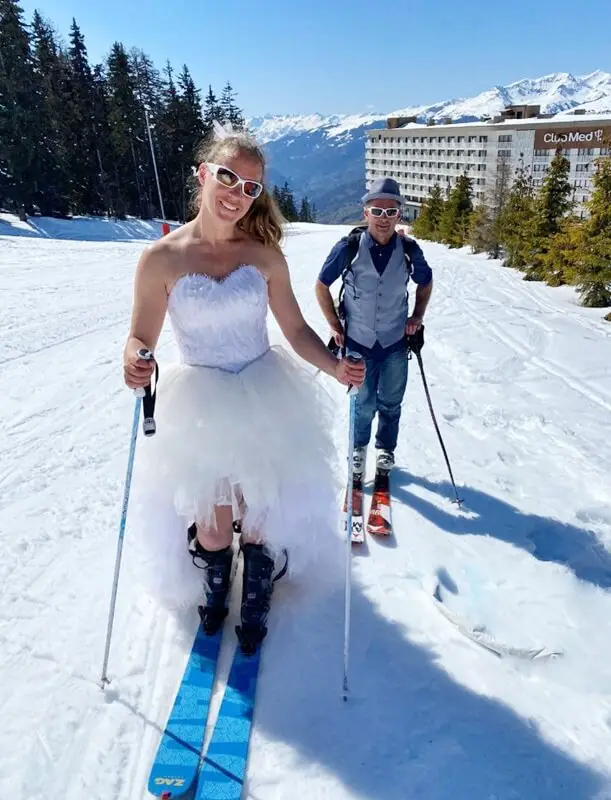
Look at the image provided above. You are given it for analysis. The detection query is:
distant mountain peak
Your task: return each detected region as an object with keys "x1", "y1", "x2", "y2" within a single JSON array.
[
  {"x1": 249, "y1": 70, "x2": 611, "y2": 144},
  {"x1": 246, "y1": 70, "x2": 611, "y2": 226}
]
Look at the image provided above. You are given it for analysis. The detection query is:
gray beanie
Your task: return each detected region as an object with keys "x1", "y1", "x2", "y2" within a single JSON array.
[{"x1": 362, "y1": 177, "x2": 403, "y2": 205}]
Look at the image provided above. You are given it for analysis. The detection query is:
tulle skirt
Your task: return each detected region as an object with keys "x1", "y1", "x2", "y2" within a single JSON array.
[{"x1": 126, "y1": 346, "x2": 344, "y2": 611}]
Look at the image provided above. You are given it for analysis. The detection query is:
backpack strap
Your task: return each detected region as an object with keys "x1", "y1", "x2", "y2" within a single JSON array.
[{"x1": 337, "y1": 227, "x2": 365, "y2": 322}]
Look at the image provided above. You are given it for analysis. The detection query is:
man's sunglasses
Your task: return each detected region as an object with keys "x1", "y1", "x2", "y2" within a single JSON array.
[
  {"x1": 205, "y1": 162, "x2": 264, "y2": 199},
  {"x1": 367, "y1": 206, "x2": 401, "y2": 218}
]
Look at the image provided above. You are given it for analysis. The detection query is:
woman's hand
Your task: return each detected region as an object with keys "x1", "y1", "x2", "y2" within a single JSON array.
[
  {"x1": 123, "y1": 342, "x2": 156, "y2": 389},
  {"x1": 335, "y1": 357, "x2": 366, "y2": 388}
]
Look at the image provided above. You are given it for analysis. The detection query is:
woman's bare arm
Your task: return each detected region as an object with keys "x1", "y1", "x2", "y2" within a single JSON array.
[
  {"x1": 123, "y1": 245, "x2": 169, "y2": 387},
  {"x1": 266, "y1": 249, "x2": 364, "y2": 387}
]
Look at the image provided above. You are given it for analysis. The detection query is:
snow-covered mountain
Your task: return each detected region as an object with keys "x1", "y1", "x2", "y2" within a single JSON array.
[{"x1": 249, "y1": 71, "x2": 611, "y2": 223}]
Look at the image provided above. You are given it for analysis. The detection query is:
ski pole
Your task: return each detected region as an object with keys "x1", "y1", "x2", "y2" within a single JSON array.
[
  {"x1": 406, "y1": 326, "x2": 462, "y2": 506},
  {"x1": 100, "y1": 349, "x2": 157, "y2": 689},
  {"x1": 342, "y1": 356, "x2": 361, "y2": 701}
]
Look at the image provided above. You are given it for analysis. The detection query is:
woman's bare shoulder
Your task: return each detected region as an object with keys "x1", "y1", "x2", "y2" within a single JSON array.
[
  {"x1": 137, "y1": 224, "x2": 192, "y2": 276},
  {"x1": 244, "y1": 238, "x2": 286, "y2": 278}
]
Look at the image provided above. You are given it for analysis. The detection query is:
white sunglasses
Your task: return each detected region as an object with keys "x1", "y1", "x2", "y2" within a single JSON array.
[
  {"x1": 205, "y1": 162, "x2": 264, "y2": 199},
  {"x1": 367, "y1": 206, "x2": 401, "y2": 218}
]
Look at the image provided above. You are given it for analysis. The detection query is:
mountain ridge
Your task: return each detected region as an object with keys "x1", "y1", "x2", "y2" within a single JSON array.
[{"x1": 246, "y1": 70, "x2": 611, "y2": 223}]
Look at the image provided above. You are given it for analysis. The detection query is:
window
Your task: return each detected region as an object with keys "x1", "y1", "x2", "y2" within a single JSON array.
[
  {"x1": 533, "y1": 149, "x2": 547, "y2": 156},
  {"x1": 576, "y1": 163, "x2": 590, "y2": 172},
  {"x1": 479, "y1": 136, "x2": 488, "y2": 142},
  {"x1": 498, "y1": 149, "x2": 512, "y2": 157},
  {"x1": 498, "y1": 134, "x2": 513, "y2": 143}
]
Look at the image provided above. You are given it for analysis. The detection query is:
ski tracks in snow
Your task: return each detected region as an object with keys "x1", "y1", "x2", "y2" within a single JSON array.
[{"x1": 2, "y1": 230, "x2": 611, "y2": 798}]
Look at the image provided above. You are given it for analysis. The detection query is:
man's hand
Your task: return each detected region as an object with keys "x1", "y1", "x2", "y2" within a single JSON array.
[
  {"x1": 406, "y1": 315, "x2": 423, "y2": 336},
  {"x1": 330, "y1": 320, "x2": 345, "y2": 347}
]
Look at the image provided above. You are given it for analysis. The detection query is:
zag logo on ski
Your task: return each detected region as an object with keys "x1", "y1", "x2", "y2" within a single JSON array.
[
  {"x1": 367, "y1": 467, "x2": 393, "y2": 537},
  {"x1": 147, "y1": 622, "x2": 223, "y2": 797},
  {"x1": 194, "y1": 634, "x2": 262, "y2": 799},
  {"x1": 343, "y1": 474, "x2": 364, "y2": 544}
]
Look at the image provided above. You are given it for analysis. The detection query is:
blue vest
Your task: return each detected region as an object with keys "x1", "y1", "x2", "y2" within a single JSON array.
[{"x1": 342, "y1": 234, "x2": 409, "y2": 349}]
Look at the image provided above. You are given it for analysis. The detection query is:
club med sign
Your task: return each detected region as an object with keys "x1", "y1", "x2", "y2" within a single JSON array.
[{"x1": 534, "y1": 125, "x2": 611, "y2": 149}]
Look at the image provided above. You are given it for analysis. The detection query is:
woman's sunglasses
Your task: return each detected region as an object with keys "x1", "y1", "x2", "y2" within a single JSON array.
[
  {"x1": 205, "y1": 162, "x2": 264, "y2": 199},
  {"x1": 368, "y1": 206, "x2": 401, "y2": 218}
]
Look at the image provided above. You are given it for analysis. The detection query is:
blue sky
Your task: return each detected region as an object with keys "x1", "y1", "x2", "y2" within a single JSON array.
[{"x1": 19, "y1": 0, "x2": 611, "y2": 117}]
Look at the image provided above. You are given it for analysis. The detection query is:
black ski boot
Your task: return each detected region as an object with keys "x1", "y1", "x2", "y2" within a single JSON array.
[
  {"x1": 187, "y1": 524, "x2": 233, "y2": 636},
  {"x1": 236, "y1": 542, "x2": 285, "y2": 656}
]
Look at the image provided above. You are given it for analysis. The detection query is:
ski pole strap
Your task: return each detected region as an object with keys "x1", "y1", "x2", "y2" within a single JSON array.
[
  {"x1": 136, "y1": 348, "x2": 158, "y2": 437},
  {"x1": 273, "y1": 549, "x2": 289, "y2": 583}
]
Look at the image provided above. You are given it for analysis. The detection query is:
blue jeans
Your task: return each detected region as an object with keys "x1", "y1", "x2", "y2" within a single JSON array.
[{"x1": 351, "y1": 346, "x2": 408, "y2": 453}]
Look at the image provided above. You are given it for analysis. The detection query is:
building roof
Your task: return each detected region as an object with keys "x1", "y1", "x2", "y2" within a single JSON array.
[{"x1": 367, "y1": 111, "x2": 611, "y2": 135}]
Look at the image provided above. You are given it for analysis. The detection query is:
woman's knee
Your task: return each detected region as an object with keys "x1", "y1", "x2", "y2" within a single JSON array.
[{"x1": 196, "y1": 505, "x2": 234, "y2": 550}]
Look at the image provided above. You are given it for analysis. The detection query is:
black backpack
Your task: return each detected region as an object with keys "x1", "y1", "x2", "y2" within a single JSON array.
[{"x1": 336, "y1": 225, "x2": 414, "y2": 323}]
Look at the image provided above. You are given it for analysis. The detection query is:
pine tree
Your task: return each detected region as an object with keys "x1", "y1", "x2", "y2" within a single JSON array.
[
  {"x1": 540, "y1": 216, "x2": 585, "y2": 288},
  {"x1": 412, "y1": 183, "x2": 444, "y2": 240},
  {"x1": 437, "y1": 174, "x2": 473, "y2": 247},
  {"x1": 299, "y1": 195, "x2": 316, "y2": 222},
  {"x1": 488, "y1": 152, "x2": 512, "y2": 258},
  {"x1": 497, "y1": 163, "x2": 536, "y2": 269},
  {"x1": 573, "y1": 155, "x2": 611, "y2": 309},
  {"x1": 131, "y1": 49, "x2": 166, "y2": 218},
  {"x1": 91, "y1": 62, "x2": 114, "y2": 215},
  {"x1": 468, "y1": 155, "x2": 511, "y2": 259},
  {"x1": 65, "y1": 18, "x2": 105, "y2": 213},
  {"x1": 275, "y1": 182, "x2": 298, "y2": 221},
  {"x1": 220, "y1": 81, "x2": 245, "y2": 131},
  {"x1": 0, "y1": 0, "x2": 41, "y2": 215},
  {"x1": 30, "y1": 11, "x2": 71, "y2": 215},
  {"x1": 203, "y1": 84, "x2": 222, "y2": 138},
  {"x1": 526, "y1": 146, "x2": 573, "y2": 282},
  {"x1": 105, "y1": 42, "x2": 148, "y2": 218},
  {"x1": 468, "y1": 204, "x2": 495, "y2": 254}
]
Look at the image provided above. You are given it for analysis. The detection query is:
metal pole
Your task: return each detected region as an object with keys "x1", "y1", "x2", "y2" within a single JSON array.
[
  {"x1": 99, "y1": 393, "x2": 143, "y2": 688},
  {"x1": 342, "y1": 390, "x2": 358, "y2": 701},
  {"x1": 145, "y1": 107, "x2": 166, "y2": 223}
]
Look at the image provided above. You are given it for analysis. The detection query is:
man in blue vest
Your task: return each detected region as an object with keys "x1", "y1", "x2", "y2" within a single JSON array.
[{"x1": 315, "y1": 177, "x2": 433, "y2": 475}]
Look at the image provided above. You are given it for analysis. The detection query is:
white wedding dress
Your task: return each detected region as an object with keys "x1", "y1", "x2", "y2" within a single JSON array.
[{"x1": 127, "y1": 265, "x2": 342, "y2": 611}]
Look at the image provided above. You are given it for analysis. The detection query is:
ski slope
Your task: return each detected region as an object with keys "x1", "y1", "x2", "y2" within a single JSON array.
[{"x1": 1, "y1": 215, "x2": 611, "y2": 800}]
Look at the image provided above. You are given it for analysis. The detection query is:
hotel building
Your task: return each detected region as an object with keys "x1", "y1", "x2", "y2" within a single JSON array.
[{"x1": 365, "y1": 105, "x2": 611, "y2": 221}]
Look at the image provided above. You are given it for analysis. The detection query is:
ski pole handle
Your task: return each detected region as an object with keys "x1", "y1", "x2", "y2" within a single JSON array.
[
  {"x1": 133, "y1": 348, "x2": 157, "y2": 436},
  {"x1": 346, "y1": 354, "x2": 364, "y2": 396}
]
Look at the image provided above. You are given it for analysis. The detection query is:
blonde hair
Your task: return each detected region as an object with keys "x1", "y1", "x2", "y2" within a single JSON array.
[{"x1": 190, "y1": 131, "x2": 285, "y2": 248}]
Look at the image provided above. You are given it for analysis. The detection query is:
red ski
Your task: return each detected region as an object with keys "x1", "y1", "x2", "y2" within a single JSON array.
[
  {"x1": 367, "y1": 469, "x2": 393, "y2": 536},
  {"x1": 343, "y1": 475, "x2": 364, "y2": 543}
]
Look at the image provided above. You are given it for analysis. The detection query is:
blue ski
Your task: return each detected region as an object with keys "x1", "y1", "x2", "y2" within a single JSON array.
[
  {"x1": 148, "y1": 625, "x2": 223, "y2": 798},
  {"x1": 194, "y1": 643, "x2": 262, "y2": 799}
]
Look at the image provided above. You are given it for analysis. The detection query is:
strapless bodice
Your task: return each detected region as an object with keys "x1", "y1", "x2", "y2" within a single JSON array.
[{"x1": 167, "y1": 265, "x2": 270, "y2": 372}]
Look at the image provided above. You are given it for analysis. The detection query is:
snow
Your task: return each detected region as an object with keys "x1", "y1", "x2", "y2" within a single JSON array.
[
  {"x1": 248, "y1": 113, "x2": 383, "y2": 144},
  {"x1": 2, "y1": 217, "x2": 611, "y2": 799}
]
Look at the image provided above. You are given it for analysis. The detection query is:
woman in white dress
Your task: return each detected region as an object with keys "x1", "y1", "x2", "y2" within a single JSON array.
[{"x1": 123, "y1": 130, "x2": 365, "y2": 654}]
